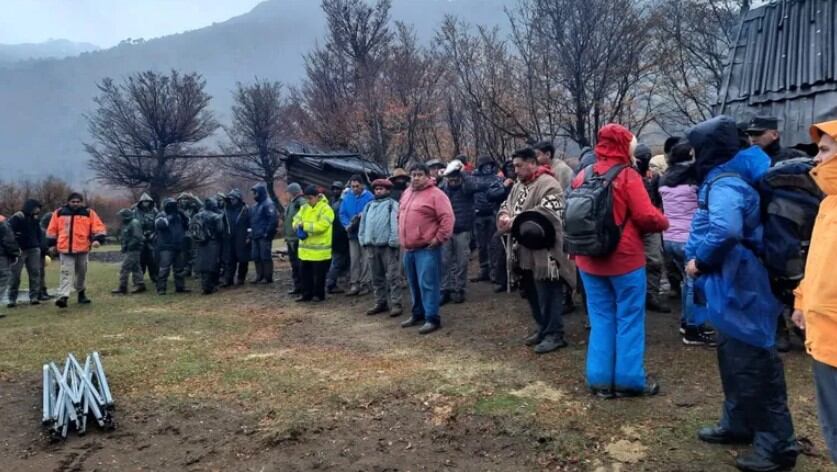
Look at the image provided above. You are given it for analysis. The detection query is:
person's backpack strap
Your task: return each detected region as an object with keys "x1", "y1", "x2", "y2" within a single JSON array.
[
  {"x1": 582, "y1": 163, "x2": 626, "y2": 183},
  {"x1": 602, "y1": 164, "x2": 627, "y2": 184},
  {"x1": 699, "y1": 172, "x2": 742, "y2": 210}
]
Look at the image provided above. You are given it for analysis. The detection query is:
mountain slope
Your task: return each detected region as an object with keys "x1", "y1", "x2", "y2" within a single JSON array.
[
  {"x1": 0, "y1": 39, "x2": 99, "y2": 65},
  {"x1": 0, "y1": 0, "x2": 509, "y2": 184}
]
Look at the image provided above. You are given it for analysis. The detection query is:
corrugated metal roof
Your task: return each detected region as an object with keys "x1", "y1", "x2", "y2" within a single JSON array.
[
  {"x1": 284, "y1": 152, "x2": 388, "y2": 190},
  {"x1": 718, "y1": 0, "x2": 837, "y2": 145}
]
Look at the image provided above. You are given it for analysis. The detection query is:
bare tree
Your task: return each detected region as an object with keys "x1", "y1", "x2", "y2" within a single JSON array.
[
  {"x1": 85, "y1": 70, "x2": 219, "y2": 202},
  {"x1": 222, "y1": 79, "x2": 290, "y2": 206},
  {"x1": 653, "y1": 0, "x2": 746, "y2": 129},
  {"x1": 320, "y1": 0, "x2": 394, "y2": 164}
]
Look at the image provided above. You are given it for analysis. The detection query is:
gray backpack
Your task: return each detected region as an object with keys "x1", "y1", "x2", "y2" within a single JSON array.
[{"x1": 563, "y1": 164, "x2": 626, "y2": 257}]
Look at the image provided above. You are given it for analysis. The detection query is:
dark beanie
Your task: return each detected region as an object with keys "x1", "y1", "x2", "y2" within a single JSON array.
[
  {"x1": 303, "y1": 184, "x2": 319, "y2": 196},
  {"x1": 669, "y1": 142, "x2": 694, "y2": 165},
  {"x1": 67, "y1": 192, "x2": 83, "y2": 202}
]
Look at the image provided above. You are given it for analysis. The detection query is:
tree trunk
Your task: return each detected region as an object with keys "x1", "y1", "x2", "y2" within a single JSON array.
[{"x1": 264, "y1": 175, "x2": 284, "y2": 215}]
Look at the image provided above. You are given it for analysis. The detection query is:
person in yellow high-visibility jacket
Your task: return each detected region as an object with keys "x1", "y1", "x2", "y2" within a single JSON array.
[{"x1": 292, "y1": 185, "x2": 334, "y2": 302}]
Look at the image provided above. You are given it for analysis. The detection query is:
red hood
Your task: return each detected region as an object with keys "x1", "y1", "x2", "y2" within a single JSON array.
[{"x1": 595, "y1": 124, "x2": 634, "y2": 165}]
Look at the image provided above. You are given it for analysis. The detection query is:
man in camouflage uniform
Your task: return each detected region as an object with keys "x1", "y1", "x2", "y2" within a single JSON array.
[{"x1": 112, "y1": 208, "x2": 146, "y2": 294}]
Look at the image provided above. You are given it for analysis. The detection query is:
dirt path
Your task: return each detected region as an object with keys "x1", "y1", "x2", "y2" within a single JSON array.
[{"x1": 0, "y1": 262, "x2": 830, "y2": 471}]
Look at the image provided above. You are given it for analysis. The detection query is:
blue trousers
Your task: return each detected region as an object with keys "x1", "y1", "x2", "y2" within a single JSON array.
[
  {"x1": 663, "y1": 240, "x2": 703, "y2": 327},
  {"x1": 717, "y1": 332, "x2": 798, "y2": 464},
  {"x1": 581, "y1": 267, "x2": 647, "y2": 392},
  {"x1": 403, "y1": 247, "x2": 442, "y2": 325}
]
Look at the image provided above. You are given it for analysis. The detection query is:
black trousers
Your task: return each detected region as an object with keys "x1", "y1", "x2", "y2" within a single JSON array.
[
  {"x1": 301, "y1": 259, "x2": 331, "y2": 300},
  {"x1": 520, "y1": 271, "x2": 565, "y2": 340},
  {"x1": 222, "y1": 239, "x2": 249, "y2": 284},
  {"x1": 140, "y1": 242, "x2": 158, "y2": 283},
  {"x1": 491, "y1": 231, "x2": 507, "y2": 288},
  {"x1": 287, "y1": 241, "x2": 302, "y2": 291},
  {"x1": 717, "y1": 332, "x2": 799, "y2": 464},
  {"x1": 157, "y1": 249, "x2": 186, "y2": 292}
]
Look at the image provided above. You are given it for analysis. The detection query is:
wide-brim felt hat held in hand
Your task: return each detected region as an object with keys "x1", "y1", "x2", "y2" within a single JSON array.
[{"x1": 511, "y1": 210, "x2": 556, "y2": 250}]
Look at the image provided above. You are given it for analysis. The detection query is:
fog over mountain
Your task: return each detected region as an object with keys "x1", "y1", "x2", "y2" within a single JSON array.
[
  {"x1": 0, "y1": 0, "x2": 510, "y2": 185},
  {"x1": 0, "y1": 39, "x2": 100, "y2": 65}
]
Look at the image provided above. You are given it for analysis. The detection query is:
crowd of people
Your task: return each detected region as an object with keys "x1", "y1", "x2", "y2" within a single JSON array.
[{"x1": 0, "y1": 113, "x2": 836, "y2": 470}]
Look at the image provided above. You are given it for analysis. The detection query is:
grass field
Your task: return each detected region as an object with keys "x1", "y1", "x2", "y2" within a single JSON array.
[{"x1": 0, "y1": 258, "x2": 832, "y2": 471}]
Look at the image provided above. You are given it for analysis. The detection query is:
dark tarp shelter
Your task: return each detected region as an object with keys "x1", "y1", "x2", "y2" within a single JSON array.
[
  {"x1": 718, "y1": 0, "x2": 837, "y2": 146},
  {"x1": 282, "y1": 151, "x2": 388, "y2": 190}
]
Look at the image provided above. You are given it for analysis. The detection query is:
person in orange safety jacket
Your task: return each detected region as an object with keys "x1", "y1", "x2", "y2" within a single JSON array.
[{"x1": 46, "y1": 192, "x2": 107, "y2": 308}]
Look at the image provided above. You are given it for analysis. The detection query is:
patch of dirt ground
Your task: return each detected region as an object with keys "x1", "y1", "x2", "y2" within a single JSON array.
[{"x1": 0, "y1": 261, "x2": 831, "y2": 471}]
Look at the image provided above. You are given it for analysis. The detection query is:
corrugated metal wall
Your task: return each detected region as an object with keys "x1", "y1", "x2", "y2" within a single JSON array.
[{"x1": 719, "y1": 0, "x2": 837, "y2": 145}]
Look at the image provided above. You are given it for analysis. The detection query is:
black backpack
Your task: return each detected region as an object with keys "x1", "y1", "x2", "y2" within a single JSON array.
[
  {"x1": 758, "y1": 157, "x2": 823, "y2": 282},
  {"x1": 564, "y1": 164, "x2": 626, "y2": 257}
]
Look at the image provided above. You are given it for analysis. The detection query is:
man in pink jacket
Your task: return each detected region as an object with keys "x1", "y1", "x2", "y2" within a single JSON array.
[{"x1": 398, "y1": 162, "x2": 455, "y2": 334}]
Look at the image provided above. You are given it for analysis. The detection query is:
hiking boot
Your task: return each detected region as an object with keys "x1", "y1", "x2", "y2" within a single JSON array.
[
  {"x1": 776, "y1": 321, "x2": 791, "y2": 353},
  {"x1": 697, "y1": 426, "x2": 753, "y2": 445},
  {"x1": 451, "y1": 292, "x2": 465, "y2": 304},
  {"x1": 346, "y1": 287, "x2": 360, "y2": 297},
  {"x1": 111, "y1": 287, "x2": 128, "y2": 295},
  {"x1": 646, "y1": 296, "x2": 671, "y2": 313},
  {"x1": 683, "y1": 327, "x2": 717, "y2": 347},
  {"x1": 389, "y1": 306, "x2": 403, "y2": 317},
  {"x1": 6, "y1": 301, "x2": 16, "y2": 309},
  {"x1": 401, "y1": 317, "x2": 423, "y2": 328},
  {"x1": 132, "y1": 285, "x2": 147, "y2": 294},
  {"x1": 615, "y1": 379, "x2": 660, "y2": 398},
  {"x1": 524, "y1": 331, "x2": 542, "y2": 346},
  {"x1": 734, "y1": 450, "x2": 792, "y2": 472},
  {"x1": 78, "y1": 291, "x2": 91, "y2": 304},
  {"x1": 418, "y1": 322, "x2": 440, "y2": 335},
  {"x1": 592, "y1": 388, "x2": 616, "y2": 399},
  {"x1": 533, "y1": 335, "x2": 568, "y2": 354},
  {"x1": 439, "y1": 291, "x2": 451, "y2": 306},
  {"x1": 30, "y1": 299, "x2": 40, "y2": 306},
  {"x1": 356, "y1": 286, "x2": 371, "y2": 296},
  {"x1": 38, "y1": 293, "x2": 52, "y2": 301},
  {"x1": 55, "y1": 297, "x2": 68, "y2": 308},
  {"x1": 366, "y1": 304, "x2": 388, "y2": 316}
]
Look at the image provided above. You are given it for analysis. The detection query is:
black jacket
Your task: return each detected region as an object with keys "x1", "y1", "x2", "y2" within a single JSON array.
[
  {"x1": 471, "y1": 164, "x2": 506, "y2": 216},
  {"x1": 765, "y1": 139, "x2": 806, "y2": 166},
  {"x1": 442, "y1": 176, "x2": 482, "y2": 234},
  {"x1": 155, "y1": 198, "x2": 190, "y2": 252},
  {"x1": 223, "y1": 190, "x2": 251, "y2": 261},
  {"x1": 331, "y1": 197, "x2": 350, "y2": 255},
  {"x1": 8, "y1": 199, "x2": 43, "y2": 250},
  {"x1": 0, "y1": 218, "x2": 21, "y2": 258}
]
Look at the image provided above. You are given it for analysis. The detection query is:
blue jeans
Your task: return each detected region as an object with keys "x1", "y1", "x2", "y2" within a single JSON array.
[
  {"x1": 403, "y1": 247, "x2": 442, "y2": 325},
  {"x1": 664, "y1": 240, "x2": 705, "y2": 328},
  {"x1": 581, "y1": 267, "x2": 647, "y2": 392}
]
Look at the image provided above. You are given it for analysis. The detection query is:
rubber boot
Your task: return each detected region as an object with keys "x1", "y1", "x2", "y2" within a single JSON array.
[{"x1": 251, "y1": 261, "x2": 264, "y2": 284}]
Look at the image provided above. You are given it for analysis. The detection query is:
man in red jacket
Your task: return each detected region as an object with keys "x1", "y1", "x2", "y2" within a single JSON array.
[
  {"x1": 398, "y1": 163, "x2": 454, "y2": 335},
  {"x1": 571, "y1": 124, "x2": 669, "y2": 398}
]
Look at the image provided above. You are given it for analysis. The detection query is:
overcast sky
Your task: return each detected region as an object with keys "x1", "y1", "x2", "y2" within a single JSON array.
[{"x1": 0, "y1": 0, "x2": 264, "y2": 47}]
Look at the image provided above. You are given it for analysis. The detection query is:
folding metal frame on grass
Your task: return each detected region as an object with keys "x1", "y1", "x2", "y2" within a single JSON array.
[{"x1": 42, "y1": 352, "x2": 116, "y2": 441}]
